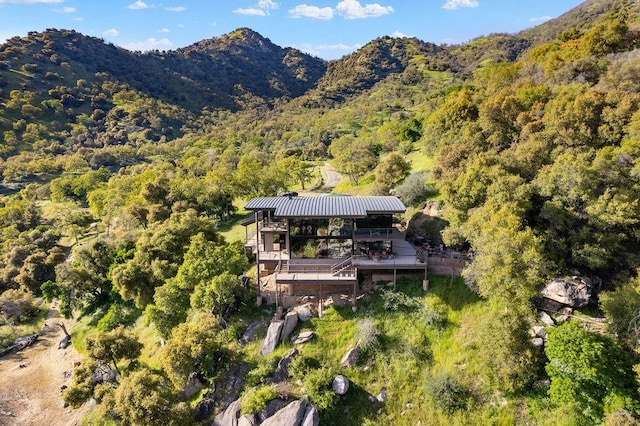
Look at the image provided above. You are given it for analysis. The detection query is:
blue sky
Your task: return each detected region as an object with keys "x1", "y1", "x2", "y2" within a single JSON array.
[{"x1": 0, "y1": 0, "x2": 585, "y2": 60}]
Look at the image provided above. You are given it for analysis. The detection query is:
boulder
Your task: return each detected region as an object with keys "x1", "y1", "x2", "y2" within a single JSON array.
[
  {"x1": 291, "y1": 331, "x2": 315, "y2": 345},
  {"x1": 332, "y1": 375, "x2": 349, "y2": 395},
  {"x1": 260, "y1": 320, "x2": 284, "y2": 357},
  {"x1": 538, "y1": 311, "x2": 555, "y2": 327},
  {"x1": 280, "y1": 311, "x2": 299, "y2": 343},
  {"x1": 213, "y1": 398, "x2": 241, "y2": 426},
  {"x1": 257, "y1": 398, "x2": 290, "y2": 423},
  {"x1": 540, "y1": 276, "x2": 592, "y2": 308},
  {"x1": 194, "y1": 398, "x2": 215, "y2": 422},
  {"x1": 261, "y1": 400, "x2": 307, "y2": 426},
  {"x1": 301, "y1": 404, "x2": 320, "y2": 426},
  {"x1": 296, "y1": 306, "x2": 313, "y2": 322},
  {"x1": 239, "y1": 321, "x2": 267, "y2": 345},
  {"x1": 530, "y1": 337, "x2": 544, "y2": 348},
  {"x1": 273, "y1": 348, "x2": 299, "y2": 382},
  {"x1": 340, "y1": 344, "x2": 360, "y2": 368},
  {"x1": 531, "y1": 326, "x2": 546, "y2": 339},
  {"x1": 238, "y1": 414, "x2": 257, "y2": 426}
]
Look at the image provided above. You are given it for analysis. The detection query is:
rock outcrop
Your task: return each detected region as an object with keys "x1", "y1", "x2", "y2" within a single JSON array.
[
  {"x1": 260, "y1": 320, "x2": 284, "y2": 357},
  {"x1": 540, "y1": 276, "x2": 592, "y2": 308},
  {"x1": 261, "y1": 400, "x2": 307, "y2": 426}
]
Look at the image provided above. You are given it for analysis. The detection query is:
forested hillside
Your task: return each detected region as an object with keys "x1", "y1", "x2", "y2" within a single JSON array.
[{"x1": 2, "y1": 0, "x2": 640, "y2": 424}]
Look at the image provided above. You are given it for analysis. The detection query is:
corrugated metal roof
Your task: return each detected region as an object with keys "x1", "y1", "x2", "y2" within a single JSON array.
[{"x1": 244, "y1": 195, "x2": 405, "y2": 218}]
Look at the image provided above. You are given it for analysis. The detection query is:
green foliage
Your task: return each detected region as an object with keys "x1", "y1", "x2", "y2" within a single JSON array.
[
  {"x1": 394, "y1": 172, "x2": 433, "y2": 207},
  {"x1": 381, "y1": 289, "x2": 422, "y2": 311},
  {"x1": 600, "y1": 273, "x2": 640, "y2": 347},
  {"x1": 424, "y1": 372, "x2": 470, "y2": 414},
  {"x1": 545, "y1": 321, "x2": 639, "y2": 423},
  {"x1": 96, "y1": 301, "x2": 141, "y2": 331},
  {"x1": 0, "y1": 289, "x2": 39, "y2": 325},
  {"x1": 302, "y1": 365, "x2": 338, "y2": 412},
  {"x1": 245, "y1": 360, "x2": 277, "y2": 388},
  {"x1": 85, "y1": 326, "x2": 142, "y2": 374},
  {"x1": 113, "y1": 368, "x2": 188, "y2": 426},
  {"x1": 191, "y1": 271, "x2": 244, "y2": 316},
  {"x1": 161, "y1": 313, "x2": 225, "y2": 389},
  {"x1": 240, "y1": 385, "x2": 279, "y2": 415}
]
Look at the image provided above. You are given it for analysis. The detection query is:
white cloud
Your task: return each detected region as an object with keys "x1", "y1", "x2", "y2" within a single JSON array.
[
  {"x1": 125, "y1": 37, "x2": 172, "y2": 51},
  {"x1": 72, "y1": 17, "x2": 83, "y2": 21},
  {"x1": 158, "y1": 27, "x2": 170, "y2": 33},
  {"x1": 258, "y1": 0, "x2": 278, "y2": 10},
  {"x1": 128, "y1": 1, "x2": 148, "y2": 10},
  {"x1": 165, "y1": 6, "x2": 185, "y2": 12},
  {"x1": 289, "y1": 4, "x2": 333, "y2": 19},
  {"x1": 530, "y1": 15, "x2": 551, "y2": 23},
  {"x1": 233, "y1": 7, "x2": 266, "y2": 16},
  {"x1": 392, "y1": 30, "x2": 408, "y2": 38},
  {"x1": 0, "y1": 0, "x2": 61, "y2": 3},
  {"x1": 234, "y1": 1, "x2": 278, "y2": 16},
  {"x1": 442, "y1": 0, "x2": 478, "y2": 10},
  {"x1": 53, "y1": 6, "x2": 76, "y2": 12},
  {"x1": 103, "y1": 28, "x2": 120, "y2": 37},
  {"x1": 209, "y1": 21, "x2": 217, "y2": 27},
  {"x1": 336, "y1": 0, "x2": 393, "y2": 19},
  {"x1": 295, "y1": 42, "x2": 361, "y2": 59}
]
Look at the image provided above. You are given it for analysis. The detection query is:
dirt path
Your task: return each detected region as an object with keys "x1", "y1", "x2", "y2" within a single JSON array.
[
  {"x1": 0, "y1": 304, "x2": 91, "y2": 426},
  {"x1": 321, "y1": 162, "x2": 342, "y2": 190}
]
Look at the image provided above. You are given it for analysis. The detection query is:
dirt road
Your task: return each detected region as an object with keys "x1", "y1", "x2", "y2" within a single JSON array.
[
  {"x1": 321, "y1": 162, "x2": 342, "y2": 189},
  {"x1": 0, "y1": 304, "x2": 91, "y2": 426}
]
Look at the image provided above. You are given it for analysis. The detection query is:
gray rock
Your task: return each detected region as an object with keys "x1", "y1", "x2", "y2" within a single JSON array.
[
  {"x1": 301, "y1": 404, "x2": 319, "y2": 426},
  {"x1": 194, "y1": 398, "x2": 215, "y2": 422},
  {"x1": 260, "y1": 320, "x2": 284, "y2": 357},
  {"x1": 238, "y1": 414, "x2": 257, "y2": 426},
  {"x1": 239, "y1": 321, "x2": 267, "y2": 345},
  {"x1": 280, "y1": 311, "x2": 299, "y2": 343},
  {"x1": 540, "y1": 276, "x2": 592, "y2": 308},
  {"x1": 213, "y1": 398, "x2": 241, "y2": 426},
  {"x1": 332, "y1": 375, "x2": 349, "y2": 395},
  {"x1": 376, "y1": 387, "x2": 387, "y2": 403},
  {"x1": 291, "y1": 331, "x2": 315, "y2": 345},
  {"x1": 257, "y1": 398, "x2": 289, "y2": 423},
  {"x1": 530, "y1": 337, "x2": 544, "y2": 348},
  {"x1": 261, "y1": 400, "x2": 307, "y2": 426},
  {"x1": 538, "y1": 311, "x2": 555, "y2": 327},
  {"x1": 296, "y1": 306, "x2": 313, "y2": 322},
  {"x1": 340, "y1": 344, "x2": 359, "y2": 368},
  {"x1": 532, "y1": 326, "x2": 546, "y2": 339},
  {"x1": 273, "y1": 348, "x2": 299, "y2": 382}
]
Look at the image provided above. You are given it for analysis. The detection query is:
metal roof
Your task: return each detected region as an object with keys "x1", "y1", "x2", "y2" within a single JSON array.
[{"x1": 244, "y1": 195, "x2": 406, "y2": 218}]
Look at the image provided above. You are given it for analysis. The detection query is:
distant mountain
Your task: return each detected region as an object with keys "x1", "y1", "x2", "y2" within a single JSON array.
[{"x1": 0, "y1": 28, "x2": 327, "y2": 113}]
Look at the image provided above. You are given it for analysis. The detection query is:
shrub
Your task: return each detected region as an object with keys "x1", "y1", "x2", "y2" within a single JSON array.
[
  {"x1": 241, "y1": 385, "x2": 279, "y2": 415},
  {"x1": 288, "y1": 355, "x2": 320, "y2": 382},
  {"x1": 303, "y1": 366, "x2": 338, "y2": 412},
  {"x1": 425, "y1": 373, "x2": 469, "y2": 414},
  {"x1": 356, "y1": 316, "x2": 380, "y2": 352},
  {"x1": 418, "y1": 305, "x2": 447, "y2": 334},
  {"x1": 394, "y1": 172, "x2": 434, "y2": 207},
  {"x1": 0, "y1": 289, "x2": 39, "y2": 325},
  {"x1": 245, "y1": 361, "x2": 276, "y2": 388},
  {"x1": 381, "y1": 289, "x2": 422, "y2": 311},
  {"x1": 97, "y1": 302, "x2": 140, "y2": 331}
]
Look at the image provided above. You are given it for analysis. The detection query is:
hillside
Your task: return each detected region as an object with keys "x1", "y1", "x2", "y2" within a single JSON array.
[{"x1": 3, "y1": 0, "x2": 640, "y2": 425}]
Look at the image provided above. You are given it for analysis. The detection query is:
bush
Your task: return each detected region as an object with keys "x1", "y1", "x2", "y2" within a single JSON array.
[
  {"x1": 288, "y1": 355, "x2": 320, "y2": 382},
  {"x1": 356, "y1": 317, "x2": 380, "y2": 352},
  {"x1": 97, "y1": 302, "x2": 141, "y2": 331},
  {"x1": 425, "y1": 373, "x2": 469, "y2": 414},
  {"x1": 303, "y1": 366, "x2": 338, "y2": 412},
  {"x1": 241, "y1": 385, "x2": 279, "y2": 415},
  {"x1": 381, "y1": 289, "x2": 422, "y2": 311},
  {"x1": 245, "y1": 361, "x2": 276, "y2": 388},
  {"x1": 0, "y1": 289, "x2": 39, "y2": 324},
  {"x1": 418, "y1": 305, "x2": 447, "y2": 334},
  {"x1": 394, "y1": 172, "x2": 434, "y2": 207}
]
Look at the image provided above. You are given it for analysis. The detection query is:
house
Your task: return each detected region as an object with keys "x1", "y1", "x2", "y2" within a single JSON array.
[{"x1": 243, "y1": 194, "x2": 428, "y2": 306}]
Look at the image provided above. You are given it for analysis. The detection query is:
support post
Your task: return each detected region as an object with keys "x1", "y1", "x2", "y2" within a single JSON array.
[{"x1": 393, "y1": 268, "x2": 397, "y2": 291}]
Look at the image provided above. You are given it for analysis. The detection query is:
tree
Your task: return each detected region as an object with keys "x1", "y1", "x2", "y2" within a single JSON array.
[
  {"x1": 545, "y1": 321, "x2": 639, "y2": 424},
  {"x1": 277, "y1": 156, "x2": 314, "y2": 190},
  {"x1": 191, "y1": 271, "x2": 243, "y2": 317},
  {"x1": 600, "y1": 273, "x2": 640, "y2": 347},
  {"x1": 161, "y1": 313, "x2": 226, "y2": 389},
  {"x1": 374, "y1": 152, "x2": 411, "y2": 189},
  {"x1": 113, "y1": 368, "x2": 188, "y2": 426},
  {"x1": 85, "y1": 326, "x2": 142, "y2": 375},
  {"x1": 328, "y1": 135, "x2": 377, "y2": 185}
]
